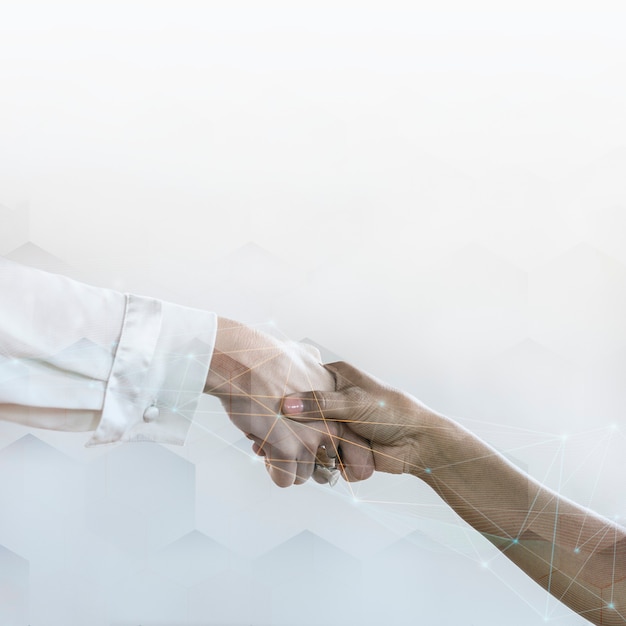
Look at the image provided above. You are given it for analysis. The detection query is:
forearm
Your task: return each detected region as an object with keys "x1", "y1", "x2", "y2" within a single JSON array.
[
  {"x1": 415, "y1": 415, "x2": 626, "y2": 624},
  {"x1": 281, "y1": 362, "x2": 626, "y2": 621},
  {"x1": 205, "y1": 317, "x2": 282, "y2": 396},
  {"x1": 0, "y1": 256, "x2": 216, "y2": 444}
]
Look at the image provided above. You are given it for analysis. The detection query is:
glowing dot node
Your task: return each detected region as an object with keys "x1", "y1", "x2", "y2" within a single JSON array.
[
  {"x1": 608, "y1": 603, "x2": 615, "y2": 610},
  {"x1": 424, "y1": 468, "x2": 432, "y2": 474},
  {"x1": 574, "y1": 547, "x2": 580, "y2": 554},
  {"x1": 512, "y1": 538, "x2": 519, "y2": 544},
  {"x1": 378, "y1": 400, "x2": 385, "y2": 407}
]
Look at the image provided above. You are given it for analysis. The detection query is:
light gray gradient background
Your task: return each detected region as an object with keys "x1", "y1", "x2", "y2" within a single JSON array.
[{"x1": 1, "y1": 2, "x2": 626, "y2": 625}]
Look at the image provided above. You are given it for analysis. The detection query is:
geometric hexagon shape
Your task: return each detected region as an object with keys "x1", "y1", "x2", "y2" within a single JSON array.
[
  {"x1": 147, "y1": 530, "x2": 239, "y2": 588},
  {"x1": 171, "y1": 394, "x2": 237, "y2": 465},
  {"x1": 253, "y1": 530, "x2": 363, "y2": 625},
  {"x1": 196, "y1": 441, "x2": 273, "y2": 513},
  {"x1": 573, "y1": 152, "x2": 626, "y2": 212},
  {"x1": 568, "y1": 152, "x2": 626, "y2": 269},
  {"x1": 480, "y1": 205, "x2": 578, "y2": 274},
  {"x1": 418, "y1": 243, "x2": 528, "y2": 358},
  {"x1": 195, "y1": 440, "x2": 275, "y2": 552},
  {"x1": 31, "y1": 564, "x2": 109, "y2": 626},
  {"x1": 362, "y1": 533, "x2": 561, "y2": 626},
  {"x1": 85, "y1": 442, "x2": 195, "y2": 555},
  {"x1": 529, "y1": 243, "x2": 626, "y2": 362},
  {"x1": 266, "y1": 478, "x2": 402, "y2": 559},
  {"x1": 96, "y1": 442, "x2": 195, "y2": 515},
  {"x1": 0, "y1": 543, "x2": 28, "y2": 626},
  {"x1": 473, "y1": 337, "x2": 586, "y2": 434},
  {"x1": 0, "y1": 204, "x2": 29, "y2": 255},
  {"x1": 189, "y1": 568, "x2": 272, "y2": 626},
  {"x1": 191, "y1": 242, "x2": 305, "y2": 322},
  {"x1": 255, "y1": 531, "x2": 361, "y2": 583},
  {"x1": 585, "y1": 201, "x2": 626, "y2": 270},
  {"x1": 85, "y1": 494, "x2": 152, "y2": 558},
  {"x1": 0, "y1": 434, "x2": 83, "y2": 567},
  {"x1": 107, "y1": 567, "x2": 188, "y2": 625},
  {"x1": 585, "y1": 345, "x2": 626, "y2": 425}
]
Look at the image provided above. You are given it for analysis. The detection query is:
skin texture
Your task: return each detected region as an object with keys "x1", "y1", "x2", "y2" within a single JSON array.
[
  {"x1": 204, "y1": 318, "x2": 374, "y2": 486},
  {"x1": 282, "y1": 361, "x2": 626, "y2": 625}
]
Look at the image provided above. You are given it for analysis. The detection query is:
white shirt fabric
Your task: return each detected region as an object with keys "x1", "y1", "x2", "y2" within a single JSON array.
[{"x1": 0, "y1": 257, "x2": 217, "y2": 446}]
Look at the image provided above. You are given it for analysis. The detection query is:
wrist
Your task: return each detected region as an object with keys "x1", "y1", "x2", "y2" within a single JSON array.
[
  {"x1": 204, "y1": 317, "x2": 334, "y2": 400},
  {"x1": 204, "y1": 316, "x2": 276, "y2": 395},
  {"x1": 405, "y1": 412, "x2": 458, "y2": 479}
]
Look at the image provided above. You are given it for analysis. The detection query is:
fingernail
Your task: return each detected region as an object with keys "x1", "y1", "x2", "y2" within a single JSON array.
[{"x1": 282, "y1": 398, "x2": 304, "y2": 414}]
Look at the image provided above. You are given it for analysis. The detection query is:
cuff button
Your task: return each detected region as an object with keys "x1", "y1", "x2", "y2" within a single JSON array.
[{"x1": 143, "y1": 405, "x2": 160, "y2": 422}]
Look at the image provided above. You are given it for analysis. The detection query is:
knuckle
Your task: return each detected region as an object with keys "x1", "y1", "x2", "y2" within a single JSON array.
[{"x1": 305, "y1": 392, "x2": 326, "y2": 417}]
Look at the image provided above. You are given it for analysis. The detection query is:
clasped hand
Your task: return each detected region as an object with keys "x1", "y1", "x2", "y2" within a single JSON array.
[{"x1": 205, "y1": 318, "x2": 375, "y2": 486}]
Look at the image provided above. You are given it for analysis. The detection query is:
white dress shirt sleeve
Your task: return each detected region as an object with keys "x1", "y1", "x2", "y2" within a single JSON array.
[{"x1": 0, "y1": 257, "x2": 217, "y2": 446}]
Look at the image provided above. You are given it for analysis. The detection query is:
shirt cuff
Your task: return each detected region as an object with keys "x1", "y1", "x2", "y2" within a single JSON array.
[{"x1": 86, "y1": 295, "x2": 217, "y2": 447}]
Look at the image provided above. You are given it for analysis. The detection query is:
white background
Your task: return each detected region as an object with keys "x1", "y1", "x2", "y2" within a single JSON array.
[{"x1": 2, "y1": 2, "x2": 626, "y2": 625}]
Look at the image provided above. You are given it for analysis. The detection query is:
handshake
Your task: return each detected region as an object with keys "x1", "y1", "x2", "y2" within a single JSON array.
[
  {"x1": 204, "y1": 318, "x2": 626, "y2": 625},
  {"x1": 205, "y1": 317, "x2": 434, "y2": 488}
]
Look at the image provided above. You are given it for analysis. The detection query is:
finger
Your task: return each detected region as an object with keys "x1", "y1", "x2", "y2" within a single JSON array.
[
  {"x1": 268, "y1": 441, "x2": 317, "y2": 486},
  {"x1": 282, "y1": 389, "x2": 365, "y2": 422},
  {"x1": 335, "y1": 426, "x2": 375, "y2": 482},
  {"x1": 266, "y1": 457, "x2": 299, "y2": 488},
  {"x1": 324, "y1": 361, "x2": 389, "y2": 392},
  {"x1": 295, "y1": 456, "x2": 316, "y2": 485},
  {"x1": 298, "y1": 342, "x2": 322, "y2": 362},
  {"x1": 246, "y1": 433, "x2": 267, "y2": 456},
  {"x1": 262, "y1": 442, "x2": 304, "y2": 488},
  {"x1": 240, "y1": 414, "x2": 293, "y2": 453}
]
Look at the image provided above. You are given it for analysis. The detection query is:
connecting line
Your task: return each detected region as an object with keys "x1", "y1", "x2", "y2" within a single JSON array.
[
  {"x1": 173, "y1": 351, "x2": 193, "y2": 412},
  {"x1": 516, "y1": 436, "x2": 567, "y2": 546},
  {"x1": 573, "y1": 428, "x2": 616, "y2": 553},
  {"x1": 576, "y1": 523, "x2": 620, "y2": 553},
  {"x1": 495, "y1": 530, "x2": 612, "y2": 611},
  {"x1": 546, "y1": 525, "x2": 612, "y2": 619},
  {"x1": 189, "y1": 326, "x2": 626, "y2": 622},
  {"x1": 545, "y1": 439, "x2": 566, "y2": 618},
  {"x1": 203, "y1": 343, "x2": 364, "y2": 489},
  {"x1": 559, "y1": 429, "x2": 613, "y2": 491},
  {"x1": 452, "y1": 414, "x2": 567, "y2": 438},
  {"x1": 293, "y1": 351, "x2": 360, "y2": 499},
  {"x1": 611, "y1": 525, "x2": 618, "y2": 608},
  {"x1": 478, "y1": 548, "x2": 564, "y2": 620},
  {"x1": 576, "y1": 604, "x2": 626, "y2": 623},
  {"x1": 260, "y1": 329, "x2": 361, "y2": 494}
]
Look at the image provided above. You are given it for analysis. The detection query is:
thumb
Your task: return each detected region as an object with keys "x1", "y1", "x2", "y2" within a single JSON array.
[{"x1": 282, "y1": 390, "x2": 359, "y2": 423}]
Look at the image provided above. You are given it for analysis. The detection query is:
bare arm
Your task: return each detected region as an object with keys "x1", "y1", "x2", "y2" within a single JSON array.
[
  {"x1": 283, "y1": 361, "x2": 626, "y2": 625},
  {"x1": 419, "y1": 414, "x2": 626, "y2": 625}
]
